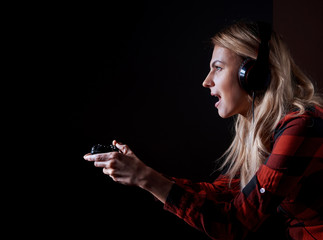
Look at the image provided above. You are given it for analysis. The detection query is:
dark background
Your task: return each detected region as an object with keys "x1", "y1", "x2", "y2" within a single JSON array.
[
  {"x1": 61, "y1": 1, "x2": 272, "y2": 239},
  {"x1": 21, "y1": 0, "x2": 321, "y2": 239}
]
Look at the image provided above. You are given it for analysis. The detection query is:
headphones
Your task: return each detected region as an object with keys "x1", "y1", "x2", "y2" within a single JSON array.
[{"x1": 238, "y1": 22, "x2": 272, "y2": 95}]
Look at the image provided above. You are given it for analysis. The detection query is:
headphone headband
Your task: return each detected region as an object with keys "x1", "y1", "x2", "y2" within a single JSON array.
[{"x1": 238, "y1": 21, "x2": 272, "y2": 95}]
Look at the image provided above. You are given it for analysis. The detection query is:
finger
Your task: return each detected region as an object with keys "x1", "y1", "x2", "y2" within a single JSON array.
[
  {"x1": 113, "y1": 140, "x2": 124, "y2": 153},
  {"x1": 95, "y1": 159, "x2": 118, "y2": 169},
  {"x1": 84, "y1": 153, "x2": 109, "y2": 162},
  {"x1": 102, "y1": 168, "x2": 130, "y2": 184},
  {"x1": 103, "y1": 168, "x2": 122, "y2": 179},
  {"x1": 109, "y1": 174, "x2": 122, "y2": 182},
  {"x1": 106, "y1": 159, "x2": 118, "y2": 169},
  {"x1": 103, "y1": 168, "x2": 113, "y2": 175},
  {"x1": 94, "y1": 161, "x2": 108, "y2": 168},
  {"x1": 112, "y1": 140, "x2": 122, "y2": 154},
  {"x1": 115, "y1": 142, "x2": 132, "y2": 155}
]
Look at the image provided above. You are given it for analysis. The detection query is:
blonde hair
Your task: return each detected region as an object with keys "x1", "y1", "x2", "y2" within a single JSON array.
[{"x1": 212, "y1": 21, "x2": 323, "y2": 188}]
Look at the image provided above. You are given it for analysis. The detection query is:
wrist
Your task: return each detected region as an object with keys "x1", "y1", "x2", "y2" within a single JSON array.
[
  {"x1": 137, "y1": 166, "x2": 174, "y2": 203},
  {"x1": 137, "y1": 166, "x2": 157, "y2": 190}
]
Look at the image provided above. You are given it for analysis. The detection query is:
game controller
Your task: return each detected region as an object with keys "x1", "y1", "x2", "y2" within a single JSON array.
[{"x1": 91, "y1": 144, "x2": 119, "y2": 154}]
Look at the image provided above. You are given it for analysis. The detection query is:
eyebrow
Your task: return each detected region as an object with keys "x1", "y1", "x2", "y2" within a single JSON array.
[{"x1": 210, "y1": 60, "x2": 225, "y2": 68}]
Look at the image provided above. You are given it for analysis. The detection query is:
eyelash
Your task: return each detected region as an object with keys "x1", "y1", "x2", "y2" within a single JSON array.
[{"x1": 214, "y1": 66, "x2": 222, "y2": 72}]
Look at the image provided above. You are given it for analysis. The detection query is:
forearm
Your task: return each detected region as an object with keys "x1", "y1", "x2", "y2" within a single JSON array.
[{"x1": 138, "y1": 166, "x2": 174, "y2": 204}]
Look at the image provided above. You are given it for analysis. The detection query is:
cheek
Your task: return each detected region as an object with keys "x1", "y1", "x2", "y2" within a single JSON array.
[
  {"x1": 230, "y1": 89, "x2": 245, "y2": 105},
  {"x1": 221, "y1": 80, "x2": 249, "y2": 117}
]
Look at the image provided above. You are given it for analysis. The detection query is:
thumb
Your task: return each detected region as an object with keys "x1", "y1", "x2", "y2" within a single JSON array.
[{"x1": 113, "y1": 140, "x2": 132, "y2": 155}]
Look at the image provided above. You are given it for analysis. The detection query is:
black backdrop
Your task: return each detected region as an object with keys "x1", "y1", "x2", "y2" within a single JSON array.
[{"x1": 53, "y1": 1, "x2": 272, "y2": 239}]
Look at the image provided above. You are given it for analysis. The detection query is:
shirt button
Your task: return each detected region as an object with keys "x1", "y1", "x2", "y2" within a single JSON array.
[{"x1": 260, "y1": 188, "x2": 266, "y2": 194}]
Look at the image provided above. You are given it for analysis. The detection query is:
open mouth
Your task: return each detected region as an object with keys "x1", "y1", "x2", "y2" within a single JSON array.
[{"x1": 213, "y1": 94, "x2": 221, "y2": 108}]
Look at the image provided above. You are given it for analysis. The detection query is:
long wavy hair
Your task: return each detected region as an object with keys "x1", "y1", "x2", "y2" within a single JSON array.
[{"x1": 212, "y1": 20, "x2": 323, "y2": 188}]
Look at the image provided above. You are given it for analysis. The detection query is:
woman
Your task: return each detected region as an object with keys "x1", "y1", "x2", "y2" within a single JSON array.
[{"x1": 84, "y1": 20, "x2": 323, "y2": 239}]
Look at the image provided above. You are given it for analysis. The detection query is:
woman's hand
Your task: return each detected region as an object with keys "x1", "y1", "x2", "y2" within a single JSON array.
[
  {"x1": 84, "y1": 140, "x2": 148, "y2": 187},
  {"x1": 84, "y1": 140, "x2": 174, "y2": 203}
]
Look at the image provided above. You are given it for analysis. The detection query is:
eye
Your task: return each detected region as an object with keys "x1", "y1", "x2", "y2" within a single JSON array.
[
  {"x1": 211, "y1": 61, "x2": 224, "y2": 72},
  {"x1": 215, "y1": 66, "x2": 222, "y2": 72}
]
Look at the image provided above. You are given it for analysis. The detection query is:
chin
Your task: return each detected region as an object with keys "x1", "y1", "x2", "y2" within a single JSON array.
[
  {"x1": 218, "y1": 111, "x2": 230, "y2": 119},
  {"x1": 217, "y1": 108, "x2": 235, "y2": 119}
]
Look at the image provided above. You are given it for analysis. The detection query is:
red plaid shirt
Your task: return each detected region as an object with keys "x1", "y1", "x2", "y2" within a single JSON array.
[{"x1": 164, "y1": 106, "x2": 323, "y2": 239}]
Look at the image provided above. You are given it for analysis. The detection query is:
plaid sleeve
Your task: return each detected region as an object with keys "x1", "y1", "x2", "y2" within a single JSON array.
[
  {"x1": 164, "y1": 175, "x2": 244, "y2": 239},
  {"x1": 164, "y1": 114, "x2": 323, "y2": 239}
]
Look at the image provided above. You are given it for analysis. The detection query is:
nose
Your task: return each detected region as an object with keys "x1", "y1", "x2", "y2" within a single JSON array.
[{"x1": 202, "y1": 72, "x2": 214, "y2": 88}]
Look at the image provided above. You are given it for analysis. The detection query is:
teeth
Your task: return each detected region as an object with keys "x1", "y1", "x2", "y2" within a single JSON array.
[{"x1": 211, "y1": 93, "x2": 221, "y2": 100}]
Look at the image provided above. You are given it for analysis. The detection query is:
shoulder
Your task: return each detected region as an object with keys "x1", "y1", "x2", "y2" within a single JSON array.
[{"x1": 273, "y1": 106, "x2": 323, "y2": 141}]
